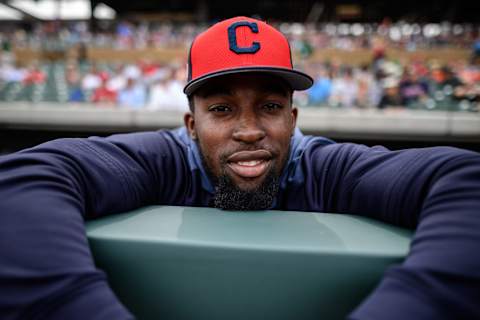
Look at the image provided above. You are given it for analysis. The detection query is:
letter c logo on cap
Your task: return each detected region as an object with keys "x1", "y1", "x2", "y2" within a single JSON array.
[{"x1": 228, "y1": 21, "x2": 261, "y2": 54}]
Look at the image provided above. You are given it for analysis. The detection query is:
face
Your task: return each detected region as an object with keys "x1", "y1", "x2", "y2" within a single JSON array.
[{"x1": 184, "y1": 73, "x2": 297, "y2": 194}]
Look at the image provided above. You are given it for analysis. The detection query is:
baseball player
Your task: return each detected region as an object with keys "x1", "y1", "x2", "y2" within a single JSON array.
[{"x1": 1, "y1": 16, "x2": 479, "y2": 319}]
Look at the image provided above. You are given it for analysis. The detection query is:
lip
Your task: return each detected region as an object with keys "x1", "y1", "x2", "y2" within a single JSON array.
[
  {"x1": 226, "y1": 150, "x2": 272, "y2": 179},
  {"x1": 227, "y1": 150, "x2": 272, "y2": 163}
]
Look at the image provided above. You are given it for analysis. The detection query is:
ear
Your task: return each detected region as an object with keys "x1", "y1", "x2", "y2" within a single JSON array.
[{"x1": 184, "y1": 112, "x2": 197, "y2": 140}]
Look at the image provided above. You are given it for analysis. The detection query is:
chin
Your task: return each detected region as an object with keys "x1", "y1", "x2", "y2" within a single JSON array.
[
  {"x1": 213, "y1": 169, "x2": 280, "y2": 211},
  {"x1": 231, "y1": 176, "x2": 267, "y2": 192}
]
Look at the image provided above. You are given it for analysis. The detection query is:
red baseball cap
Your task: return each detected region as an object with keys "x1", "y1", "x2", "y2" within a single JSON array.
[{"x1": 184, "y1": 16, "x2": 313, "y2": 95}]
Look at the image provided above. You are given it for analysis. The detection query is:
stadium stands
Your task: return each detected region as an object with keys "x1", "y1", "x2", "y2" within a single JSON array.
[{"x1": 0, "y1": 20, "x2": 479, "y2": 112}]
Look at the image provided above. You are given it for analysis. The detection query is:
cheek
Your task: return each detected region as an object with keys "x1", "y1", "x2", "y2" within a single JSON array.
[
  {"x1": 277, "y1": 139, "x2": 291, "y2": 169},
  {"x1": 272, "y1": 125, "x2": 294, "y2": 171},
  {"x1": 196, "y1": 128, "x2": 226, "y2": 175},
  {"x1": 272, "y1": 117, "x2": 294, "y2": 144}
]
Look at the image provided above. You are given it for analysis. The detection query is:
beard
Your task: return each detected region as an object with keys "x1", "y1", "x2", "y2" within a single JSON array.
[
  {"x1": 212, "y1": 169, "x2": 279, "y2": 210},
  {"x1": 197, "y1": 142, "x2": 281, "y2": 211}
]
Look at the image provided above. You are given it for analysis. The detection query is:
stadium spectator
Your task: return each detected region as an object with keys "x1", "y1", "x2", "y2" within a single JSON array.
[
  {"x1": 23, "y1": 64, "x2": 46, "y2": 85},
  {"x1": 298, "y1": 35, "x2": 314, "y2": 59},
  {"x1": 371, "y1": 36, "x2": 387, "y2": 72},
  {"x1": 429, "y1": 65, "x2": 466, "y2": 108},
  {"x1": 0, "y1": 62, "x2": 26, "y2": 83},
  {"x1": 92, "y1": 78, "x2": 117, "y2": 105},
  {"x1": 378, "y1": 77, "x2": 402, "y2": 109},
  {"x1": 146, "y1": 77, "x2": 169, "y2": 110},
  {"x1": 123, "y1": 62, "x2": 142, "y2": 80},
  {"x1": 329, "y1": 66, "x2": 358, "y2": 108},
  {"x1": 307, "y1": 64, "x2": 332, "y2": 106},
  {"x1": 81, "y1": 65, "x2": 103, "y2": 92},
  {"x1": 146, "y1": 66, "x2": 188, "y2": 111},
  {"x1": 116, "y1": 21, "x2": 134, "y2": 49},
  {"x1": 106, "y1": 64, "x2": 127, "y2": 92},
  {"x1": 399, "y1": 68, "x2": 429, "y2": 107},
  {"x1": 117, "y1": 77, "x2": 146, "y2": 108},
  {"x1": 65, "y1": 63, "x2": 84, "y2": 102},
  {"x1": 356, "y1": 64, "x2": 382, "y2": 108},
  {"x1": 1, "y1": 36, "x2": 13, "y2": 65},
  {"x1": 139, "y1": 59, "x2": 160, "y2": 82},
  {"x1": 456, "y1": 64, "x2": 480, "y2": 110},
  {"x1": 470, "y1": 36, "x2": 480, "y2": 65}
]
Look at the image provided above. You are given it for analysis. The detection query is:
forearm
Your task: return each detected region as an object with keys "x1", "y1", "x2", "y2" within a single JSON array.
[
  {"x1": 0, "y1": 140, "x2": 141, "y2": 319},
  {"x1": 0, "y1": 191, "x2": 133, "y2": 319},
  {"x1": 349, "y1": 150, "x2": 480, "y2": 319}
]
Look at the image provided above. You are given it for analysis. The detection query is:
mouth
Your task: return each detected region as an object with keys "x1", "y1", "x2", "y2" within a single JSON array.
[{"x1": 226, "y1": 150, "x2": 272, "y2": 179}]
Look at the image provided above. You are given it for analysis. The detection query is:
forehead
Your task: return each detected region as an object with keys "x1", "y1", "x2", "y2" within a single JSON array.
[{"x1": 193, "y1": 73, "x2": 292, "y2": 99}]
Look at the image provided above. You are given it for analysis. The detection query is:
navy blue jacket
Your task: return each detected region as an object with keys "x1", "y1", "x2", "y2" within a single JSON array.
[{"x1": 0, "y1": 128, "x2": 479, "y2": 319}]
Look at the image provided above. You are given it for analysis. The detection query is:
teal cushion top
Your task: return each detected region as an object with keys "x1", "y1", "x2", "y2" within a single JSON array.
[{"x1": 86, "y1": 206, "x2": 412, "y2": 320}]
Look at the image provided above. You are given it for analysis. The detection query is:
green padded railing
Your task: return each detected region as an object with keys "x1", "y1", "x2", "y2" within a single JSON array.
[{"x1": 86, "y1": 206, "x2": 412, "y2": 320}]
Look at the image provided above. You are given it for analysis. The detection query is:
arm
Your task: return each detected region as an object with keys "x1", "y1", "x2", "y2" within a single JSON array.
[
  {"x1": 311, "y1": 143, "x2": 480, "y2": 319},
  {"x1": 0, "y1": 131, "x2": 185, "y2": 319}
]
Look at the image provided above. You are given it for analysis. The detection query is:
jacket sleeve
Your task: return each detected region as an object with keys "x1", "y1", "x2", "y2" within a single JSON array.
[
  {"x1": 311, "y1": 143, "x2": 480, "y2": 319},
  {"x1": 0, "y1": 131, "x2": 184, "y2": 319}
]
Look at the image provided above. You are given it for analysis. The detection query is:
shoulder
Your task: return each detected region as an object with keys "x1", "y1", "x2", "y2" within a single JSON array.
[
  {"x1": 304, "y1": 140, "x2": 478, "y2": 162},
  {"x1": 16, "y1": 129, "x2": 190, "y2": 174},
  {"x1": 302, "y1": 141, "x2": 370, "y2": 170},
  {"x1": 90, "y1": 129, "x2": 189, "y2": 157},
  {"x1": 302, "y1": 141, "x2": 479, "y2": 179}
]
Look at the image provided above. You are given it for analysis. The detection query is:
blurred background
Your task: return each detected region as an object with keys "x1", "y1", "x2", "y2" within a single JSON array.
[{"x1": 0, "y1": 0, "x2": 479, "y2": 153}]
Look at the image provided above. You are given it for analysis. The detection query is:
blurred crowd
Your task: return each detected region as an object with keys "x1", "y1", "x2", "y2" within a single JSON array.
[
  {"x1": 2, "y1": 19, "x2": 480, "y2": 51},
  {"x1": 297, "y1": 58, "x2": 480, "y2": 111},
  {"x1": 1, "y1": 57, "x2": 479, "y2": 112},
  {"x1": 0, "y1": 57, "x2": 190, "y2": 111},
  {"x1": 66, "y1": 60, "x2": 189, "y2": 111},
  {"x1": 0, "y1": 19, "x2": 480, "y2": 112}
]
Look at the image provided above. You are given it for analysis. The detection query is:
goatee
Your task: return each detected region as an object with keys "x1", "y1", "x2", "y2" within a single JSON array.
[{"x1": 212, "y1": 170, "x2": 279, "y2": 210}]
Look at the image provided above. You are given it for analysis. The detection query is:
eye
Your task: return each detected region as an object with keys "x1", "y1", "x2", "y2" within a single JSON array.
[
  {"x1": 263, "y1": 102, "x2": 283, "y2": 111},
  {"x1": 208, "y1": 105, "x2": 231, "y2": 113}
]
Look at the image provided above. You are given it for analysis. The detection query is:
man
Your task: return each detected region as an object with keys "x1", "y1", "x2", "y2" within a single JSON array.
[{"x1": 0, "y1": 16, "x2": 479, "y2": 320}]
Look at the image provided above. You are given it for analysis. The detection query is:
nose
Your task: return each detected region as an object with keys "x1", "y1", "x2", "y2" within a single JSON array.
[{"x1": 232, "y1": 112, "x2": 266, "y2": 144}]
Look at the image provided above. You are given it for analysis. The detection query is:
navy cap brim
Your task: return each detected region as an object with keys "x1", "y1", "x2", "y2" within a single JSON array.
[{"x1": 183, "y1": 66, "x2": 314, "y2": 96}]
